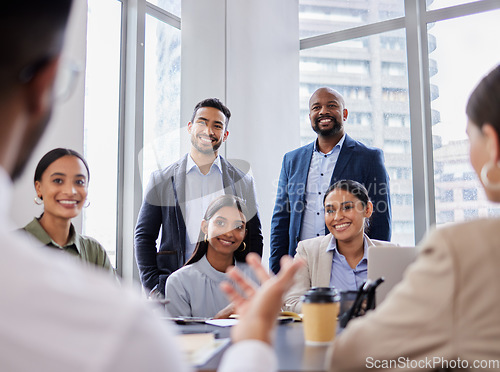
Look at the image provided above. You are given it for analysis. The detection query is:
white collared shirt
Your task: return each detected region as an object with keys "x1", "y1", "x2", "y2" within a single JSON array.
[
  {"x1": 184, "y1": 155, "x2": 225, "y2": 260},
  {"x1": 300, "y1": 134, "x2": 345, "y2": 241}
]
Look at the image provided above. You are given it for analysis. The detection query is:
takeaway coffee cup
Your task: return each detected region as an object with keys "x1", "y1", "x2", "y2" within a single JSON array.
[{"x1": 301, "y1": 287, "x2": 340, "y2": 345}]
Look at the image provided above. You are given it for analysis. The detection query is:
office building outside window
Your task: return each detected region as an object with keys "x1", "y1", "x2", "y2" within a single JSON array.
[
  {"x1": 299, "y1": 0, "x2": 500, "y2": 244},
  {"x1": 299, "y1": 2, "x2": 414, "y2": 245}
]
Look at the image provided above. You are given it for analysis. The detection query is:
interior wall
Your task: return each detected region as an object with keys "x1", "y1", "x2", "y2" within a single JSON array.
[
  {"x1": 181, "y1": 0, "x2": 300, "y2": 264},
  {"x1": 9, "y1": 0, "x2": 88, "y2": 229},
  {"x1": 225, "y1": 0, "x2": 300, "y2": 264},
  {"x1": 180, "y1": 0, "x2": 227, "y2": 156}
]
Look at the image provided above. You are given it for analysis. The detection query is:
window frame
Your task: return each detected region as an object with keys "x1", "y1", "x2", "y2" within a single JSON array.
[
  {"x1": 115, "y1": 0, "x2": 181, "y2": 281},
  {"x1": 299, "y1": 0, "x2": 500, "y2": 244}
]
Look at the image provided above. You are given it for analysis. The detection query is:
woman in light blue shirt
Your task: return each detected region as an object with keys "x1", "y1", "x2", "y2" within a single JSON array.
[
  {"x1": 283, "y1": 179, "x2": 396, "y2": 313},
  {"x1": 165, "y1": 194, "x2": 258, "y2": 318}
]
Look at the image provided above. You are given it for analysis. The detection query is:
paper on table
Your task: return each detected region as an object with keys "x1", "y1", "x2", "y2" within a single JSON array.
[
  {"x1": 177, "y1": 333, "x2": 230, "y2": 367},
  {"x1": 205, "y1": 319, "x2": 239, "y2": 327}
]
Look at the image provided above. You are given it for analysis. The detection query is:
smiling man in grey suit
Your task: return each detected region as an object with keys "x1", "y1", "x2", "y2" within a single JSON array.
[
  {"x1": 135, "y1": 98, "x2": 263, "y2": 296},
  {"x1": 270, "y1": 87, "x2": 391, "y2": 274}
]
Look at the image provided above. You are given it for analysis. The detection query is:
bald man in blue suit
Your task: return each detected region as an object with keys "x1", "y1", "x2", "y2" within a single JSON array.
[{"x1": 270, "y1": 87, "x2": 391, "y2": 274}]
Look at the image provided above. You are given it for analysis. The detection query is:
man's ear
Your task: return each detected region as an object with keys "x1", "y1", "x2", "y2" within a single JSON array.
[
  {"x1": 343, "y1": 108, "x2": 348, "y2": 121},
  {"x1": 222, "y1": 130, "x2": 229, "y2": 143},
  {"x1": 25, "y1": 57, "x2": 60, "y2": 116},
  {"x1": 187, "y1": 121, "x2": 193, "y2": 133},
  {"x1": 482, "y1": 124, "x2": 500, "y2": 163}
]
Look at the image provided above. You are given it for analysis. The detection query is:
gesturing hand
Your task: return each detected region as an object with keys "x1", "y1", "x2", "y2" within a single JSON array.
[{"x1": 220, "y1": 253, "x2": 304, "y2": 345}]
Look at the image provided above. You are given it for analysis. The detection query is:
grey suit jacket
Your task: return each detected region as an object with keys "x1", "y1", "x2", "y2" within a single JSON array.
[
  {"x1": 283, "y1": 234, "x2": 395, "y2": 313},
  {"x1": 329, "y1": 218, "x2": 500, "y2": 371},
  {"x1": 134, "y1": 154, "x2": 263, "y2": 294}
]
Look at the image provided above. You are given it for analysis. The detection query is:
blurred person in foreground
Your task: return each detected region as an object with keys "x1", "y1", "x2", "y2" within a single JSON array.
[{"x1": 223, "y1": 65, "x2": 500, "y2": 371}]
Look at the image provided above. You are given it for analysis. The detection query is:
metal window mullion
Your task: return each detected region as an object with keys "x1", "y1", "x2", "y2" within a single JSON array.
[
  {"x1": 300, "y1": 17, "x2": 405, "y2": 50},
  {"x1": 425, "y1": 0, "x2": 500, "y2": 24},
  {"x1": 405, "y1": 0, "x2": 435, "y2": 244},
  {"x1": 145, "y1": 2, "x2": 181, "y2": 29},
  {"x1": 116, "y1": 0, "x2": 146, "y2": 284}
]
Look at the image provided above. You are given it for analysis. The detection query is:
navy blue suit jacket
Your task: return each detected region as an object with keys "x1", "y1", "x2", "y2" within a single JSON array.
[
  {"x1": 269, "y1": 135, "x2": 391, "y2": 274},
  {"x1": 135, "y1": 154, "x2": 263, "y2": 294}
]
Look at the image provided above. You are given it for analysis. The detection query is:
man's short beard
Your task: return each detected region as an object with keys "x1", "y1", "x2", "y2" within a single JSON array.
[
  {"x1": 312, "y1": 116, "x2": 342, "y2": 137},
  {"x1": 191, "y1": 137, "x2": 222, "y2": 155}
]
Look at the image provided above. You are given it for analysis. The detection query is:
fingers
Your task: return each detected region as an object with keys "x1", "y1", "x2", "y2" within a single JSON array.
[
  {"x1": 274, "y1": 256, "x2": 305, "y2": 291},
  {"x1": 225, "y1": 266, "x2": 258, "y2": 299},
  {"x1": 245, "y1": 252, "x2": 271, "y2": 284},
  {"x1": 220, "y1": 281, "x2": 248, "y2": 310}
]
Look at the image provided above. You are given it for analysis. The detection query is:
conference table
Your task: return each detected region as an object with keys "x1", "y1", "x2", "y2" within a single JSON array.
[{"x1": 176, "y1": 321, "x2": 331, "y2": 372}]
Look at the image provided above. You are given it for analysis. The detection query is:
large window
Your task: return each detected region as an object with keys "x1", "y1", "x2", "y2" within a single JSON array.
[
  {"x1": 84, "y1": 0, "x2": 500, "y2": 276},
  {"x1": 83, "y1": 0, "x2": 122, "y2": 265},
  {"x1": 429, "y1": 7, "x2": 500, "y2": 224},
  {"x1": 84, "y1": 0, "x2": 181, "y2": 273},
  {"x1": 142, "y1": 14, "x2": 181, "y2": 190},
  {"x1": 299, "y1": 0, "x2": 500, "y2": 244}
]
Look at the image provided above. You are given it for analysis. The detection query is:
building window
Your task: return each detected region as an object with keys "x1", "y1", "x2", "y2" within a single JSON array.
[
  {"x1": 440, "y1": 189, "x2": 454, "y2": 202},
  {"x1": 350, "y1": 112, "x2": 372, "y2": 126},
  {"x1": 463, "y1": 188, "x2": 478, "y2": 201},
  {"x1": 463, "y1": 209, "x2": 478, "y2": 220},
  {"x1": 393, "y1": 194, "x2": 413, "y2": 206},
  {"x1": 381, "y1": 62, "x2": 406, "y2": 77},
  {"x1": 437, "y1": 210, "x2": 454, "y2": 224},
  {"x1": 384, "y1": 113, "x2": 410, "y2": 128},
  {"x1": 488, "y1": 208, "x2": 500, "y2": 217},
  {"x1": 382, "y1": 88, "x2": 408, "y2": 102},
  {"x1": 384, "y1": 140, "x2": 408, "y2": 154}
]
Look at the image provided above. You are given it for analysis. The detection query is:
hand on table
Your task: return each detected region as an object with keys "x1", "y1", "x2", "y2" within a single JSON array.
[
  {"x1": 214, "y1": 303, "x2": 235, "y2": 319},
  {"x1": 220, "y1": 253, "x2": 304, "y2": 345}
]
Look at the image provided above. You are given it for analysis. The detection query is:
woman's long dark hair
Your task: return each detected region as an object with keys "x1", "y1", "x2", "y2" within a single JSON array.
[
  {"x1": 185, "y1": 194, "x2": 249, "y2": 266},
  {"x1": 323, "y1": 179, "x2": 372, "y2": 232}
]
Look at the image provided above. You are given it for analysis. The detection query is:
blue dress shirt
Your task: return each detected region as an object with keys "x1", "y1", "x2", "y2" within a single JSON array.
[
  {"x1": 327, "y1": 236, "x2": 368, "y2": 291},
  {"x1": 300, "y1": 134, "x2": 345, "y2": 241}
]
